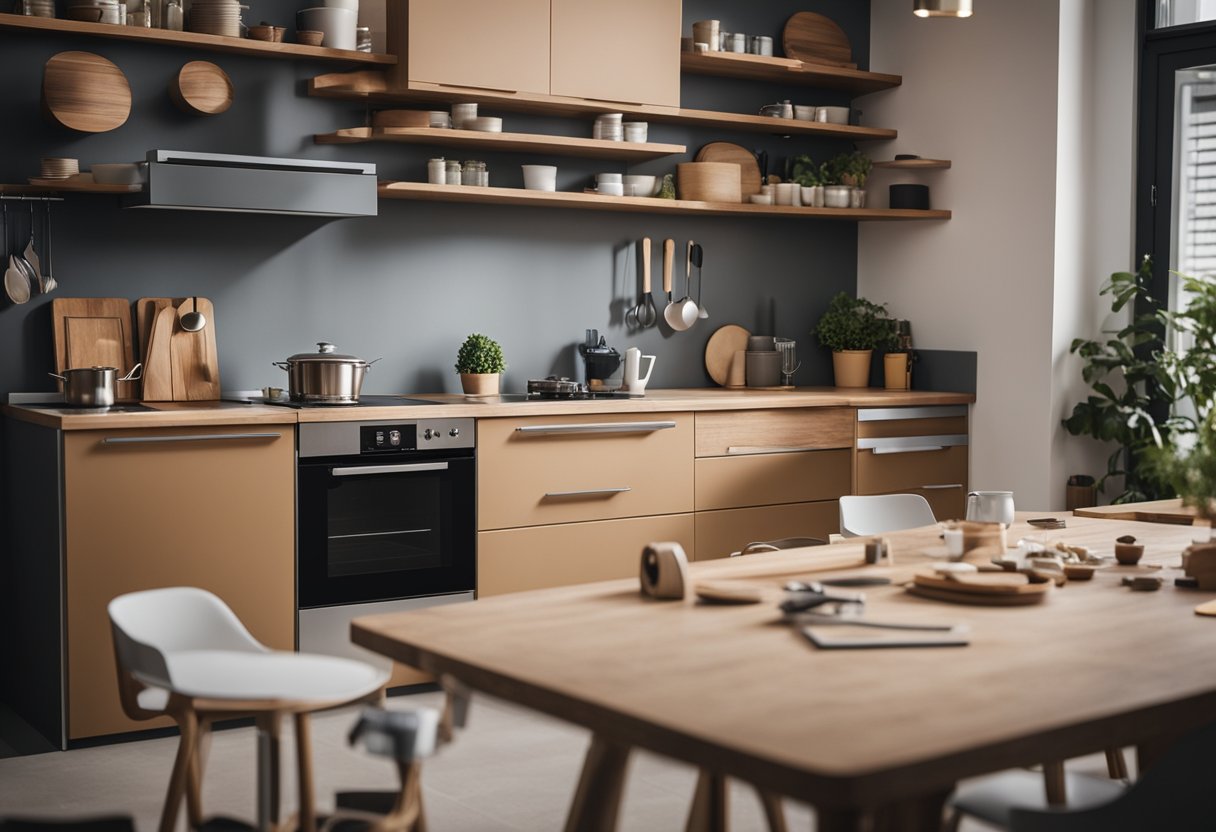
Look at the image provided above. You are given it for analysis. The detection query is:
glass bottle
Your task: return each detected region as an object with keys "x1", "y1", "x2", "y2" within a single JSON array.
[{"x1": 163, "y1": 0, "x2": 183, "y2": 30}]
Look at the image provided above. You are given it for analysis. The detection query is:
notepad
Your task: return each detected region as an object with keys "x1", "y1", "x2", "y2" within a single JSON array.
[{"x1": 802, "y1": 624, "x2": 970, "y2": 650}]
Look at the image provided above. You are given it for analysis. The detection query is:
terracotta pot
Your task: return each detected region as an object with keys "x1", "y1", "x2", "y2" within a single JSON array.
[
  {"x1": 883, "y1": 352, "x2": 909, "y2": 390},
  {"x1": 460, "y1": 372, "x2": 500, "y2": 396},
  {"x1": 832, "y1": 350, "x2": 872, "y2": 388}
]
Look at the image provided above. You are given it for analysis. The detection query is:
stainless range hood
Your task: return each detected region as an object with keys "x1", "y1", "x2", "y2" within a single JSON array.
[{"x1": 125, "y1": 150, "x2": 378, "y2": 217}]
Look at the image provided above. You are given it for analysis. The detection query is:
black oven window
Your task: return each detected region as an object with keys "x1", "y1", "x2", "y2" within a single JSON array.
[{"x1": 326, "y1": 472, "x2": 447, "y2": 578}]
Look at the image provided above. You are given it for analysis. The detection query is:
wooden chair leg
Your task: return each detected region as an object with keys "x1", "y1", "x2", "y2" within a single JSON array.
[
  {"x1": 294, "y1": 713, "x2": 317, "y2": 832},
  {"x1": 685, "y1": 771, "x2": 729, "y2": 832},
  {"x1": 160, "y1": 707, "x2": 199, "y2": 832},
  {"x1": 562, "y1": 735, "x2": 631, "y2": 832},
  {"x1": 186, "y1": 717, "x2": 211, "y2": 829},
  {"x1": 1105, "y1": 746, "x2": 1129, "y2": 780},
  {"x1": 1043, "y1": 760, "x2": 1067, "y2": 807},
  {"x1": 755, "y1": 788, "x2": 787, "y2": 832}
]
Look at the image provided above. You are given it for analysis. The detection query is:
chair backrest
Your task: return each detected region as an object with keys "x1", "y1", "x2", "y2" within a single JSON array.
[
  {"x1": 839, "y1": 494, "x2": 936, "y2": 537},
  {"x1": 108, "y1": 587, "x2": 265, "y2": 689},
  {"x1": 1009, "y1": 720, "x2": 1216, "y2": 831}
]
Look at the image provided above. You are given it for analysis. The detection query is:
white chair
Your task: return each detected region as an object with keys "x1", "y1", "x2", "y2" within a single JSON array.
[
  {"x1": 838, "y1": 493, "x2": 937, "y2": 537},
  {"x1": 108, "y1": 587, "x2": 387, "y2": 832}
]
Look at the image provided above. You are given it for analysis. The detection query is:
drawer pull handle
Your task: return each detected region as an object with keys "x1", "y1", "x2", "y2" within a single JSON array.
[
  {"x1": 543, "y1": 487, "x2": 632, "y2": 498},
  {"x1": 101, "y1": 432, "x2": 282, "y2": 445},
  {"x1": 858, "y1": 406, "x2": 968, "y2": 422},
  {"x1": 921, "y1": 483, "x2": 964, "y2": 491},
  {"x1": 517, "y1": 421, "x2": 676, "y2": 436},
  {"x1": 858, "y1": 434, "x2": 968, "y2": 453},
  {"x1": 872, "y1": 445, "x2": 946, "y2": 455},
  {"x1": 726, "y1": 445, "x2": 831, "y2": 455}
]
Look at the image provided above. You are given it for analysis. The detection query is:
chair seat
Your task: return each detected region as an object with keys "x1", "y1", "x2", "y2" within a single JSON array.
[
  {"x1": 951, "y1": 770, "x2": 1126, "y2": 826},
  {"x1": 160, "y1": 650, "x2": 388, "y2": 705}
]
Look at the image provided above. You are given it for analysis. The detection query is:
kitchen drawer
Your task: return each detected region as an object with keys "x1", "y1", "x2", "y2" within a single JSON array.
[
  {"x1": 695, "y1": 408, "x2": 854, "y2": 458},
  {"x1": 478, "y1": 513, "x2": 694, "y2": 596},
  {"x1": 857, "y1": 406, "x2": 968, "y2": 439},
  {"x1": 477, "y1": 412, "x2": 692, "y2": 531},
  {"x1": 856, "y1": 441, "x2": 968, "y2": 495},
  {"x1": 694, "y1": 501, "x2": 839, "y2": 561},
  {"x1": 694, "y1": 449, "x2": 851, "y2": 511}
]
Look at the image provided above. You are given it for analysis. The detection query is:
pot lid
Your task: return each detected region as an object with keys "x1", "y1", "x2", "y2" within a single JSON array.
[{"x1": 286, "y1": 342, "x2": 367, "y2": 363}]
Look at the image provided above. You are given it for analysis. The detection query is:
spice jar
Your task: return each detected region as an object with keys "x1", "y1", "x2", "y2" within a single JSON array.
[
  {"x1": 445, "y1": 160, "x2": 462, "y2": 186},
  {"x1": 461, "y1": 161, "x2": 481, "y2": 186},
  {"x1": 427, "y1": 157, "x2": 445, "y2": 185}
]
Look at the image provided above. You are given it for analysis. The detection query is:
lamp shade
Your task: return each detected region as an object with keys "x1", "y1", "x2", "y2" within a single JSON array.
[{"x1": 914, "y1": 0, "x2": 973, "y2": 17}]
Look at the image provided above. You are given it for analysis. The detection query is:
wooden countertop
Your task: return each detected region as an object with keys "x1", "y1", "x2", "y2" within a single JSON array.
[
  {"x1": 3, "y1": 388, "x2": 974, "y2": 430},
  {"x1": 1074, "y1": 498, "x2": 1206, "y2": 526}
]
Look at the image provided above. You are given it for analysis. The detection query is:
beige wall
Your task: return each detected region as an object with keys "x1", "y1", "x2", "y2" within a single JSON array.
[{"x1": 860, "y1": 0, "x2": 1138, "y2": 510}]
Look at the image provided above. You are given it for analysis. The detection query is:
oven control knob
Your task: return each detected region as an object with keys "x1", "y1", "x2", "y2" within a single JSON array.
[
  {"x1": 388, "y1": 429, "x2": 401, "y2": 447},
  {"x1": 375, "y1": 430, "x2": 385, "y2": 447},
  {"x1": 423, "y1": 428, "x2": 435, "y2": 440},
  {"x1": 449, "y1": 427, "x2": 460, "y2": 438}
]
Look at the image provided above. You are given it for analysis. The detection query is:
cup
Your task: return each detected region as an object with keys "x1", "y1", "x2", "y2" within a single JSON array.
[
  {"x1": 691, "y1": 19, "x2": 719, "y2": 52},
  {"x1": 729, "y1": 32, "x2": 746, "y2": 52},
  {"x1": 598, "y1": 183, "x2": 624, "y2": 196},
  {"x1": 451, "y1": 102, "x2": 478, "y2": 130},
  {"x1": 624, "y1": 347, "x2": 655, "y2": 395},
  {"x1": 758, "y1": 35, "x2": 773, "y2": 56},
  {"x1": 774, "y1": 182, "x2": 797, "y2": 206},
  {"x1": 943, "y1": 527, "x2": 964, "y2": 559},
  {"x1": 965, "y1": 491, "x2": 1016, "y2": 527},
  {"x1": 623, "y1": 122, "x2": 648, "y2": 143},
  {"x1": 522, "y1": 165, "x2": 557, "y2": 191},
  {"x1": 815, "y1": 105, "x2": 851, "y2": 125},
  {"x1": 428, "y1": 111, "x2": 451, "y2": 128}
]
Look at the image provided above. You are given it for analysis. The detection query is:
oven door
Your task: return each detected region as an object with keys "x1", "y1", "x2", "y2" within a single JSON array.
[{"x1": 297, "y1": 451, "x2": 475, "y2": 608}]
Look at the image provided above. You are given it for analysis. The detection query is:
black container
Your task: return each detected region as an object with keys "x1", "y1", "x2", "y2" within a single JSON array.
[{"x1": 889, "y1": 184, "x2": 930, "y2": 210}]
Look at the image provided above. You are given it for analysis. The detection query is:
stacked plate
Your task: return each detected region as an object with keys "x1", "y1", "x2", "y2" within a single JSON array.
[
  {"x1": 40, "y1": 157, "x2": 80, "y2": 180},
  {"x1": 18, "y1": 0, "x2": 57, "y2": 17},
  {"x1": 66, "y1": 0, "x2": 120, "y2": 23},
  {"x1": 188, "y1": 0, "x2": 243, "y2": 37},
  {"x1": 593, "y1": 113, "x2": 623, "y2": 142}
]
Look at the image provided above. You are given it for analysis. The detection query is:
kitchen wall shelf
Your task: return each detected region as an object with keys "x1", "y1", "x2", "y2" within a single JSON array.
[
  {"x1": 316, "y1": 127, "x2": 687, "y2": 160},
  {"x1": 0, "y1": 12, "x2": 395, "y2": 65},
  {"x1": 309, "y1": 72, "x2": 898, "y2": 141},
  {"x1": 873, "y1": 159, "x2": 952, "y2": 169},
  {"x1": 679, "y1": 52, "x2": 902, "y2": 96},
  {"x1": 378, "y1": 181, "x2": 949, "y2": 221}
]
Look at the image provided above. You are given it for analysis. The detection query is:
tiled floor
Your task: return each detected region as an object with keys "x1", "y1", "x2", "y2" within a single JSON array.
[{"x1": 0, "y1": 690, "x2": 1114, "y2": 830}]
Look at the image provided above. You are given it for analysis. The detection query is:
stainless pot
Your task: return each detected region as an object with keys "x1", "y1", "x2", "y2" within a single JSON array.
[
  {"x1": 49, "y1": 364, "x2": 143, "y2": 408},
  {"x1": 273, "y1": 342, "x2": 380, "y2": 404}
]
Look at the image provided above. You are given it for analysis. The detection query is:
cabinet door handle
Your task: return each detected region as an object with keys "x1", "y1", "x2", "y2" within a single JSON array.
[
  {"x1": 516, "y1": 421, "x2": 676, "y2": 436},
  {"x1": 332, "y1": 462, "x2": 449, "y2": 477},
  {"x1": 425, "y1": 81, "x2": 519, "y2": 95},
  {"x1": 921, "y1": 483, "x2": 964, "y2": 490},
  {"x1": 871, "y1": 445, "x2": 946, "y2": 455},
  {"x1": 858, "y1": 434, "x2": 968, "y2": 453},
  {"x1": 543, "y1": 487, "x2": 632, "y2": 498},
  {"x1": 101, "y1": 432, "x2": 282, "y2": 445},
  {"x1": 726, "y1": 445, "x2": 831, "y2": 455}
]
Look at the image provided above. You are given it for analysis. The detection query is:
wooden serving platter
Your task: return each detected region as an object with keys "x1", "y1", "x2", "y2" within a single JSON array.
[
  {"x1": 170, "y1": 60, "x2": 233, "y2": 115},
  {"x1": 781, "y1": 12, "x2": 855, "y2": 69},
  {"x1": 42, "y1": 50, "x2": 131, "y2": 132},
  {"x1": 913, "y1": 572, "x2": 1035, "y2": 596},
  {"x1": 908, "y1": 573, "x2": 1051, "y2": 607}
]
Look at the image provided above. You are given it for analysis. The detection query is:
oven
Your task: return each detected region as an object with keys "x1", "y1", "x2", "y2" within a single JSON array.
[{"x1": 295, "y1": 417, "x2": 476, "y2": 661}]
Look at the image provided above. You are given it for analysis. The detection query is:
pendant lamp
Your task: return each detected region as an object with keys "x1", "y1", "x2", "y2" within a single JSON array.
[{"x1": 914, "y1": 0, "x2": 973, "y2": 17}]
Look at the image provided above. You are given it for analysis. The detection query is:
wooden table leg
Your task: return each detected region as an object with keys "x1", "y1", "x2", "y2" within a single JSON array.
[
  {"x1": 256, "y1": 712, "x2": 282, "y2": 832},
  {"x1": 159, "y1": 707, "x2": 198, "y2": 832},
  {"x1": 755, "y1": 788, "x2": 788, "y2": 832},
  {"x1": 294, "y1": 713, "x2": 316, "y2": 832},
  {"x1": 816, "y1": 788, "x2": 953, "y2": 832},
  {"x1": 1043, "y1": 760, "x2": 1066, "y2": 806},
  {"x1": 562, "y1": 734, "x2": 632, "y2": 832},
  {"x1": 685, "y1": 771, "x2": 728, "y2": 832}
]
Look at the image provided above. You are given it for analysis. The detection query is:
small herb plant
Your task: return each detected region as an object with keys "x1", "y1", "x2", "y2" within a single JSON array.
[
  {"x1": 455, "y1": 333, "x2": 506, "y2": 375},
  {"x1": 813, "y1": 292, "x2": 897, "y2": 352},
  {"x1": 789, "y1": 154, "x2": 823, "y2": 187},
  {"x1": 816, "y1": 151, "x2": 872, "y2": 188}
]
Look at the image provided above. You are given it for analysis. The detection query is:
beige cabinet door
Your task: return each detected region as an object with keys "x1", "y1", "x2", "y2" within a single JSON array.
[
  {"x1": 694, "y1": 502, "x2": 840, "y2": 561},
  {"x1": 407, "y1": 0, "x2": 551, "y2": 94},
  {"x1": 478, "y1": 513, "x2": 694, "y2": 596},
  {"x1": 549, "y1": 0, "x2": 682, "y2": 107},
  {"x1": 64, "y1": 426, "x2": 296, "y2": 739}
]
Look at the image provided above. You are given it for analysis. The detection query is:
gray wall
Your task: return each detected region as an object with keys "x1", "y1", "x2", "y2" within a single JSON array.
[{"x1": 0, "y1": 0, "x2": 870, "y2": 396}]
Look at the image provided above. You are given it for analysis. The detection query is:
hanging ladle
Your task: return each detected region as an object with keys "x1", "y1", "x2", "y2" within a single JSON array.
[
  {"x1": 4, "y1": 202, "x2": 31, "y2": 305},
  {"x1": 691, "y1": 243, "x2": 708, "y2": 319},
  {"x1": 179, "y1": 296, "x2": 206, "y2": 332},
  {"x1": 41, "y1": 200, "x2": 57, "y2": 293}
]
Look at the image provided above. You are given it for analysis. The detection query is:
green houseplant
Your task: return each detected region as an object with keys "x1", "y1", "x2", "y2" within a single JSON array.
[
  {"x1": 455, "y1": 333, "x2": 506, "y2": 396},
  {"x1": 813, "y1": 292, "x2": 896, "y2": 387}
]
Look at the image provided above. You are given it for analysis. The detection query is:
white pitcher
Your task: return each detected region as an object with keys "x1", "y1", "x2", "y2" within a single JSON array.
[
  {"x1": 624, "y1": 347, "x2": 655, "y2": 395},
  {"x1": 966, "y1": 491, "x2": 1015, "y2": 527}
]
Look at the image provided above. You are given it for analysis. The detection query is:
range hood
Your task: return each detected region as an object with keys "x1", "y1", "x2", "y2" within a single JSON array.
[{"x1": 125, "y1": 150, "x2": 378, "y2": 217}]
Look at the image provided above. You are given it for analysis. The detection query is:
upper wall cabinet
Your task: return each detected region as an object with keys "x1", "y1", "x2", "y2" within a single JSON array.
[
  {"x1": 549, "y1": 0, "x2": 681, "y2": 108},
  {"x1": 406, "y1": 0, "x2": 551, "y2": 95}
]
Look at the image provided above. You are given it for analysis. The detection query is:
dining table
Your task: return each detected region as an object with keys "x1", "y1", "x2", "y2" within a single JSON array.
[
  {"x1": 1073, "y1": 497, "x2": 1203, "y2": 525},
  {"x1": 351, "y1": 513, "x2": 1216, "y2": 831}
]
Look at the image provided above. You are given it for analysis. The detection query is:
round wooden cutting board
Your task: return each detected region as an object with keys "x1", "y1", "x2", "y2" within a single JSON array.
[
  {"x1": 704, "y1": 324, "x2": 751, "y2": 387},
  {"x1": 781, "y1": 12, "x2": 855, "y2": 69},
  {"x1": 695, "y1": 142, "x2": 762, "y2": 197},
  {"x1": 171, "y1": 61, "x2": 234, "y2": 115},
  {"x1": 42, "y1": 51, "x2": 132, "y2": 133}
]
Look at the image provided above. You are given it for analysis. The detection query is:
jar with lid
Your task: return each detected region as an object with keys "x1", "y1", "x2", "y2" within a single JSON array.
[
  {"x1": 445, "y1": 160, "x2": 462, "y2": 186},
  {"x1": 478, "y1": 164, "x2": 489, "y2": 187},
  {"x1": 461, "y1": 161, "x2": 482, "y2": 186},
  {"x1": 162, "y1": 0, "x2": 182, "y2": 30},
  {"x1": 427, "y1": 157, "x2": 445, "y2": 185}
]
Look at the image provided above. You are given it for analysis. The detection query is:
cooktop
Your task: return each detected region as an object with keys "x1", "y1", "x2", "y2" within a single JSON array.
[{"x1": 231, "y1": 395, "x2": 441, "y2": 409}]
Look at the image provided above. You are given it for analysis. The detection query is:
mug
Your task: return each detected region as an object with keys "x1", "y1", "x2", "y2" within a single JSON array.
[
  {"x1": 966, "y1": 491, "x2": 1015, "y2": 527},
  {"x1": 624, "y1": 346, "x2": 655, "y2": 394}
]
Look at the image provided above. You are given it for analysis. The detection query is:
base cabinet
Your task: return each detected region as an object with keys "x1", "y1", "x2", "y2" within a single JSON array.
[
  {"x1": 694, "y1": 501, "x2": 840, "y2": 561},
  {"x1": 63, "y1": 425, "x2": 295, "y2": 740},
  {"x1": 478, "y1": 513, "x2": 694, "y2": 596}
]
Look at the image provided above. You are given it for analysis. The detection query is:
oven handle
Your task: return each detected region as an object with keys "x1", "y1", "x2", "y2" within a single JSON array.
[{"x1": 331, "y1": 462, "x2": 450, "y2": 477}]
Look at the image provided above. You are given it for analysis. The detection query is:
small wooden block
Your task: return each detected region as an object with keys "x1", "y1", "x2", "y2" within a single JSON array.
[
  {"x1": 1195, "y1": 599, "x2": 1216, "y2": 617},
  {"x1": 1122, "y1": 576, "x2": 1163, "y2": 592}
]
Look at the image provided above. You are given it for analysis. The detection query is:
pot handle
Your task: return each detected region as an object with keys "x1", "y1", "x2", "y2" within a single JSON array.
[
  {"x1": 365, "y1": 358, "x2": 383, "y2": 371},
  {"x1": 272, "y1": 361, "x2": 290, "y2": 371},
  {"x1": 119, "y1": 363, "x2": 143, "y2": 382},
  {"x1": 48, "y1": 372, "x2": 66, "y2": 382}
]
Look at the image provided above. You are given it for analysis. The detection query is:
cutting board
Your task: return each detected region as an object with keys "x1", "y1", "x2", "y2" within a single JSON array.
[
  {"x1": 695, "y1": 143, "x2": 762, "y2": 197},
  {"x1": 136, "y1": 297, "x2": 220, "y2": 401},
  {"x1": 704, "y1": 324, "x2": 751, "y2": 387},
  {"x1": 51, "y1": 298, "x2": 139, "y2": 401},
  {"x1": 781, "y1": 12, "x2": 855, "y2": 69},
  {"x1": 42, "y1": 51, "x2": 132, "y2": 133},
  {"x1": 170, "y1": 60, "x2": 234, "y2": 116}
]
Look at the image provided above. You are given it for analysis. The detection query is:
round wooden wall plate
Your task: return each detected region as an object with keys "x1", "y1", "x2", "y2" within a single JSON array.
[
  {"x1": 171, "y1": 61, "x2": 234, "y2": 116},
  {"x1": 781, "y1": 12, "x2": 856, "y2": 69},
  {"x1": 42, "y1": 51, "x2": 132, "y2": 133}
]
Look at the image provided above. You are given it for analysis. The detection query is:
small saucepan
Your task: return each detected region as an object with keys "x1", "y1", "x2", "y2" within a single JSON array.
[{"x1": 49, "y1": 364, "x2": 143, "y2": 408}]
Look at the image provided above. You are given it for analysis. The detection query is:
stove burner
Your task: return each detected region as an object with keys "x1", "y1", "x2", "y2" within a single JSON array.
[{"x1": 525, "y1": 377, "x2": 638, "y2": 400}]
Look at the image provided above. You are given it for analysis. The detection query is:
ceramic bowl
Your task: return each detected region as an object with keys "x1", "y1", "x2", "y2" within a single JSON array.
[
  {"x1": 316, "y1": 0, "x2": 359, "y2": 9},
  {"x1": 748, "y1": 193, "x2": 774, "y2": 205},
  {"x1": 816, "y1": 106, "x2": 850, "y2": 125},
  {"x1": 295, "y1": 29, "x2": 324, "y2": 46},
  {"x1": 522, "y1": 165, "x2": 557, "y2": 191},
  {"x1": 248, "y1": 24, "x2": 275, "y2": 40},
  {"x1": 823, "y1": 185, "x2": 852, "y2": 208},
  {"x1": 597, "y1": 183, "x2": 624, "y2": 197},
  {"x1": 793, "y1": 105, "x2": 816, "y2": 121},
  {"x1": 622, "y1": 174, "x2": 656, "y2": 197},
  {"x1": 466, "y1": 116, "x2": 502, "y2": 132},
  {"x1": 296, "y1": 6, "x2": 356, "y2": 49}
]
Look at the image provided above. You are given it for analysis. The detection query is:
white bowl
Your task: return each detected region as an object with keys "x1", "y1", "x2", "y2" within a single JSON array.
[
  {"x1": 595, "y1": 173, "x2": 622, "y2": 184},
  {"x1": 597, "y1": 183, "x2": 624, "y2": 197},
  {"x1": 816, "y1": 106, "x2": 850, "y2": 125},
  {"x1": 466, "y1": 116, "x2": 502, "y2": 132},
  {"x1": 296, "y1": 6, "x2": 356, "y2": 49},
  {"x1": 622, "y1": 174, "x2": 656, "y2": 196},
  {"x1": 823, "y1": 185, "x2": 852, "y2": 208},
  {"x1": 91, "y1": 163, "x2": 146, "y2": 185},
  {"x1": 522, "y1": 165, "x2": 557, "y2": 191},
  {"x1": 316, "y1": 0, "x2": 358, "y2": 9},
  {"x1": 793, "y1": 105, "x2": 816, "y2": 121},
  {"x1": 748, "y1": 193, "x2": 774, "y2": 205}
]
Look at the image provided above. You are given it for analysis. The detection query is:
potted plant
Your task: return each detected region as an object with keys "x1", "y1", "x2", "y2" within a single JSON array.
[
  {"x1": 813, "y1": 292, "x2": 896, "y2": 388},
  {"x1": 789, "y1": 154, "x2": 824, "y2": 207},
  {"x1": 455, "y1": 333, "x2": 506, "y2": 396},
  {"x1": 883, "y1": 319, "x2": 912, "y2": 390}
]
